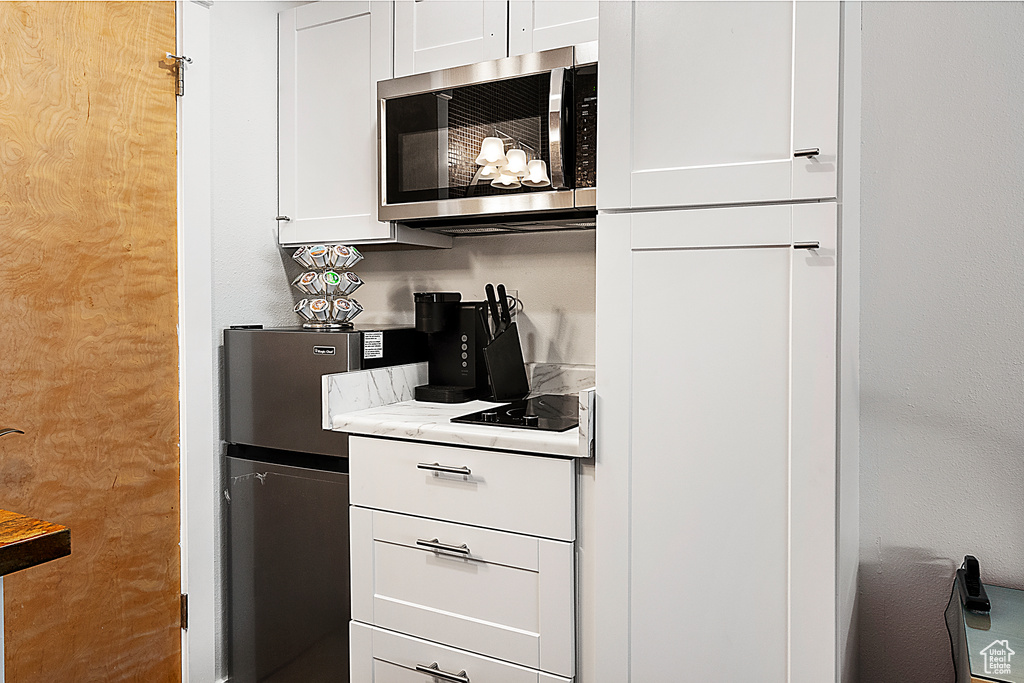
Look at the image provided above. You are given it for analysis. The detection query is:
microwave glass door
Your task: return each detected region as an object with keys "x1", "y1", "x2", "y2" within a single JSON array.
[{"x1": 384, "y1": 73, "x2": 553, "y2": 206}]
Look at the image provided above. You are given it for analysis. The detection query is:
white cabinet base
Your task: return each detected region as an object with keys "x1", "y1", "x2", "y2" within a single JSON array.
[
  {"x1": 351, "y1": 507, "x2": 575, "y2": 677},
  {"x1": 352, "y1": 622, "x2": 573, "y2": 683}
]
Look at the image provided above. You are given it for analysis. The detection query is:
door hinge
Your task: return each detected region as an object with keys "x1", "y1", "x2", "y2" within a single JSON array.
[
  {"x1": 180, "y1": 593, "x2": 189, "y2": 630},
  {"x1": 166, "y1": 53, "x2": 192, "y2": 97}
]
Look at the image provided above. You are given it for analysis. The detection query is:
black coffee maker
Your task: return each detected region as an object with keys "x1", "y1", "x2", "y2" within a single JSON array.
[{"x1": 413, "y1": 292, "x2": 491, "y2": 403}]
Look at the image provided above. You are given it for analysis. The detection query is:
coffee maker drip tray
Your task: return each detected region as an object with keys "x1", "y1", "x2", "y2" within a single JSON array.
[{"x1": 451, "y1": 394, "x2": 579, "y2": 432}]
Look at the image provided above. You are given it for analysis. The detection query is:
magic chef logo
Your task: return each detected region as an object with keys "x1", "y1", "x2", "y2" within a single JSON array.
[{"x1": 981, "y1": 639, "x2": 1015, "y2": 676}]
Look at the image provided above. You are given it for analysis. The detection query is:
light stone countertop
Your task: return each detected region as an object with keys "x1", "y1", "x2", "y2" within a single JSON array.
[{"x1": 324, "y1": 362, "x2": 594, "y2": 458}]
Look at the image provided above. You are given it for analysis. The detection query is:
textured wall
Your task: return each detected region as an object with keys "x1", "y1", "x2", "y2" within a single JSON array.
[
  {"x1": 211, "y1": 1, "x2": 301, "y2": 336},
  {"x1": 859, "y1": 3, "x2": 1024, "y2": 681},
  {"x1": 353, "y1": 231, "x2": 596, "y2": 365},
  {"x1": 208, "y1": 2, "x2": 303, "y2": 674}
]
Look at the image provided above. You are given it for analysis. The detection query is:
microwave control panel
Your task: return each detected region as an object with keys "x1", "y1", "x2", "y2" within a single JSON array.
[{"x1": 575, "y1": 65, "x2": 597, "y2": 189}]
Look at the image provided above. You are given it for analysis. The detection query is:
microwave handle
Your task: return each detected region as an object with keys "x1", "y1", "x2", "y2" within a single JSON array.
[{"x1": 548, "y1": 67, "x2": 570, "y2": 190}]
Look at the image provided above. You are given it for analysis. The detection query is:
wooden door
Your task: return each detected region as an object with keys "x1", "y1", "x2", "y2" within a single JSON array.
[
  {"x1": 0, "y1": 3, "x2": 180, "y2": 681},
  {"x1": 508, "y1": 1, "x2": 599, "y2": 57},
  {"x1": 625, "y1": 203, "x2": 837, "y2": 681},
  {"x1": 598, "y1": 1, "x2": 840, "y2": 211},
  {"x1": 393, "y1": 0, "x2": 507, "y2": 78},
  {"x1": 278, "y1": 1, "x2": 394, "y2": 245}
]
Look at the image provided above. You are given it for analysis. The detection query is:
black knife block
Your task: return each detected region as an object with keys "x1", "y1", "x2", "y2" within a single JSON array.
[{"x1": 483, "y1": 322, "x2": 530, "y2": 401}]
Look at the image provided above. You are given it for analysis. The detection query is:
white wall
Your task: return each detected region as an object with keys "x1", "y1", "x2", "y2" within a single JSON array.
[
  {"x1": 207, "y1": 2, "x2": 303, "y2": 678},
  {"x1": 354, "y1": 231, "x2": 596, "y2": 365},
  {"x1": 859, "y1": 3, "x2": 1024, "y2": 681},
  {"x1": 211, "y1": 1, "x2": 301, "y2": 335}
]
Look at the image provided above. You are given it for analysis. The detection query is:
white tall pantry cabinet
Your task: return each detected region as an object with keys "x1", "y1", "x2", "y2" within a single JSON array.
[{"x1": 594, "y1": 2, "x2": 858, "y2": 682}]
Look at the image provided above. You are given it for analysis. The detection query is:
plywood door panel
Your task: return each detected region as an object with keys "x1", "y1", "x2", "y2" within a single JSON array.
[{"x1": 0, "y1": 3, "x2": 180, "y2": 681}]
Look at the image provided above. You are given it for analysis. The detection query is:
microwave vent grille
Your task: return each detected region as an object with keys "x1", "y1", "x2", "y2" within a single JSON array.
[{"x1": 446, "y1": 76, "x2": 548, "y2": 199}]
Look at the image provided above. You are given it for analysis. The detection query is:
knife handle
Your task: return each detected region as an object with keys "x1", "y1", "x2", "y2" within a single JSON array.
[
  {"x1": 496, "y1": 284, "x2": 512, "y2": 326},
  {"x1": 485, "y1": 284, "x2": 502, "y2": 331}
]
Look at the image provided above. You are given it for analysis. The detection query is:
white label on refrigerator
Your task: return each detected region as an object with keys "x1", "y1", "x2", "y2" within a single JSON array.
[{"x1": 363, "y1": 331, "x2": 384, "y2": 359}]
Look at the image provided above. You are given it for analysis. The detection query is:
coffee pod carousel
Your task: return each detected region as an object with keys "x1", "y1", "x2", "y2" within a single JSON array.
[{"x1": 291, "y1": 244, "x2": 364, "y2": 329}]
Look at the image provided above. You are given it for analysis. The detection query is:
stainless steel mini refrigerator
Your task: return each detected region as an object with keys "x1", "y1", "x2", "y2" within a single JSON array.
[{"x1": 223, "y1": 326, "x2": 423, "y2": 682}]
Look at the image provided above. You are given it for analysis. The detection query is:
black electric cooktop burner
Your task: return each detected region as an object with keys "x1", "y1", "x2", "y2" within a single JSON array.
[{"x1": 451, "y1": 393, "x2": 579, "y2": 432}]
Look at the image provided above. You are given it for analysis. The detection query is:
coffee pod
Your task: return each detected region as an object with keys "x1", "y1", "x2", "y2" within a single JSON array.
[
  {"x1": 292, "y1": 246, "x2": 315, "y2": 269},
  {"x1": 308, "y1": 244, "x2": 330, "y2": 268},
  {"x1": 347, "y1": 298, "x2": 364, "y2": 321},
  {"x1": 322, "y1": 270, "x2": 342, "y2": 296},
  {"x1": 293, "y1": 299, "x2": 314, "y2": 321},
  {"x1": 291, "y1": 272, "x2": 310, "y2": 293},
  {"x1": 309, "y1": 298, "x2": 330, "y2": 321},
  {"x1": 332, "y1": 245, "x2": 364, "y2": 270},
  {"x1": 338, "y1": 271, "x2": 363, "y2": 296},
  {"x1": 299, "y1": 271, "x2": 323, "y2": 294},
  {"x1": 332, "y1": 298, "x2": 354, "y2": 322}
]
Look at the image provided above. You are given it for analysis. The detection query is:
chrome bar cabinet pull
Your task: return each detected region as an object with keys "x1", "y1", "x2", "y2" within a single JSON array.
[
  {"x1": 794, "y1": 241, "x2": 821, "y2": 250},
  {"x1": 417, "y1": 462, "x2": 472, "y2": 476},
  {"x1": 0, "y1": 428, "x2": 25, "y2": 438},
  {"x1": 416, "y1": 537, "x2": 471, "y2": 556},
  {"x1": 794, "y1": 148, "x2": 820, "y2": 158},
  {"x1": 415, "y1": 662, "x2": 470, "y2": 683}
]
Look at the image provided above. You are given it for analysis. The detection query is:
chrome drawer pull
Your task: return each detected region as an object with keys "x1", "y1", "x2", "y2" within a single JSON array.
[
  {"x1": 416, "y1": 538, "x2": 471, "y2": 556},
  {"x1": 415, "y1": 662, "x2": 470, "y2": 683},
  {"x1": 417, "y1": 462, "x2": 472, "y2": 476},
  {"x1": 794, "y1": 147, "x2": 820, "y2": 158},
  {"x1": 794, "y1": 241, "x2": 821, "y2": 250}
]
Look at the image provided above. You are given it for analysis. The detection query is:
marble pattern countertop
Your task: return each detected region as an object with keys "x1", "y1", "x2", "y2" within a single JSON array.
[
  {"x1": 330, "y1": 398, "x2": 586, "y2": 457},
  {"x1": 324, "y1": 362, "x2": 595, "y2": 458}
]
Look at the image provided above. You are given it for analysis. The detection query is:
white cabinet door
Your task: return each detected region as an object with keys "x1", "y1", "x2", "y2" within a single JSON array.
[
  {"x1": 508, "y1": 1, "x2": 598, "y2": 56},
  {"x1": 601, "y1": 203, "x2": 837, "y2": 682},
  {"x1": 351, "y1": 622, "x2": 574, "y2": 683},
  {"x1": 349, "y1": 436, "x2": 576, "y2": 541},
  {"x1": 278, "y1": 2, "x2": 393, "y2": 244},
  {"x1": 351, "y1": 508, "x2": 576, "y2": 677},
  {"x1": 394, "y1": 0, "x2": 508, "y2": 77},
  {"x1": 598, "y1": 1, "x2": 840, "y2": 210}
]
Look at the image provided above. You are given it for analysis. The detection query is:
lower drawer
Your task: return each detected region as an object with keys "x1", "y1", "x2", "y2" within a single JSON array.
[
  {"x1": 351, "y1": 622, "x2": 573, "y2": 683},
  {"x1": 351, "y1": 507, "x2": 576, "y2": 678}
]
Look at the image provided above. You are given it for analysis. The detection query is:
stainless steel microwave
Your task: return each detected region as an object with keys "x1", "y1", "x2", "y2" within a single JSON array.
[{"x1": 377, "y1": 43, "x2": 597, "y2": 235}]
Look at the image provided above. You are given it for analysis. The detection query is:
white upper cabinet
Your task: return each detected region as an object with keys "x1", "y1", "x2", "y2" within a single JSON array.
[
  {"x1": 508, "y1": 0, "x2": 599, "y2": 56},
  {"x1": 394, "y1": 0, "x2": 508, "y2": 77},
  {"x1": 598, "y1": 1, "x2": 840, "y2": 210},
  {"x1": 279, "y1": 2, "x2": 450, "y2": 247},
  {"x1": 278, "y1": 2, "x2": 389, "y2": 244}
]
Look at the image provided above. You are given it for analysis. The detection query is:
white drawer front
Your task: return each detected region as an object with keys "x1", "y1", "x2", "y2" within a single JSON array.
[
  {"x1": 351, "y1": 509, "x2": 576, "y2": 678},
  {"x1": 350, "y1": 436, "x2": 575, "y2": 540},
  {"x1": 351, "y1": 622, "x2": 573, "y2": 683}
]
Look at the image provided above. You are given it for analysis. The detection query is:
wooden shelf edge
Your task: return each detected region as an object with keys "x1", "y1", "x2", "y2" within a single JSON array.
[{"x1": 0, "y1": 511, "x2": 71, "y2": 577}]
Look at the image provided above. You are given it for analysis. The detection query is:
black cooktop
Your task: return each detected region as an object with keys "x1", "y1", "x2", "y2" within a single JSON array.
[{"x1": 451, "y1": 393, "x2": 579, "y2": 432}]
